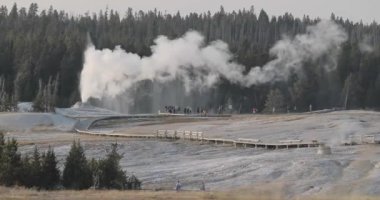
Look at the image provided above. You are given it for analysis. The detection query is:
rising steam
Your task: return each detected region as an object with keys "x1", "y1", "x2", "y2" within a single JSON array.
[{"x1": 80, "y1": 20, "x2": 347, "y2": 103}]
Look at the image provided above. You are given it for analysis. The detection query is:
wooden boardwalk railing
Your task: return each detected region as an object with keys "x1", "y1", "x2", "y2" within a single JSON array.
[
  {"x1": 76, "y1": 128, "x2": 321, "y2": 150},
  {"x1": 344, "y1": 134, "x2": 380, "y2": 145},
  {"x1": 153, "y1": 130, "x2": 320, "y2": 149}
]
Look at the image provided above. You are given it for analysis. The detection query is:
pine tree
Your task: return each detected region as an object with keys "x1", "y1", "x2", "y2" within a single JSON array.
[
  {"x1": 33, "y1": 79, "x2": 45, "y2": 112},
  {"x1": 0, "y1": 77, "x2": 7, "y2": 112},
  {"x1": 51, "y1": 74, "x2": 60, "y2": 111},
  {"x1": 89, "y1": 158, "x2": 100, "y2": 189},
  {"x1": 0, "y1": 131, "x2": 4, "y2": 164},
  {"x1": 30, "y1": 146, "x2": 42, "y2": 188},
  {"x1": 126, "y1": 175, "x2": 141, "y2": 190},
  {"x1": 62, "y1": 140, "x2": 92, "y2": 190},
  {"x1": 8, "y1": 3, "x2": 17, "y2": 20},
  {"x1": 0, "y1": 138, "x2": 22, "y2": 186},
  {"x1": 41, "y1": 146, "x2": 60, "y2": 190},
  {"x1": 98, "y1": 143, "x2": 127, "y2": 189},
  {"x1": 19, "y1": 155, "x2": 33, "y2": 187},
  {"x1": 264, "y1": 89, "x2": 286, "y2": 113},
  {"x1": 342, "y1": 73, "x2": 364, "y2": 109}
]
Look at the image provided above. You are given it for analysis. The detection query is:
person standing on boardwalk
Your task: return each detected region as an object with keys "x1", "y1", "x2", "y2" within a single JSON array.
[{"x1": 175, "y1": 180, "x2": 182, "y2": 191}]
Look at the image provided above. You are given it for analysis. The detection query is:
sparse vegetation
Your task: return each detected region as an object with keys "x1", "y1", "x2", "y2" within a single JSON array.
[{"x1": 0, "y1": 132, "x2": 141, "y2": 191}]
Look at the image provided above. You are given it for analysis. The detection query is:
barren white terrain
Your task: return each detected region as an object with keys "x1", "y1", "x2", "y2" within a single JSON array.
[{"x1": 1, "y1": 109, "x2": 380, "y2": 198}]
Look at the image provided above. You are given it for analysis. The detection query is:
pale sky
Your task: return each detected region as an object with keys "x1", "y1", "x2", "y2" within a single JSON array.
[{"x1": 2, "y1": 0, "x2": 379, "y2": 24}]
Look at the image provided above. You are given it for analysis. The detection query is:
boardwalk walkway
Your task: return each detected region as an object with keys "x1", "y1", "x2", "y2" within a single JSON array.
[{"x1": 75, "y1": 129, "x2": 321, "y2": 150}]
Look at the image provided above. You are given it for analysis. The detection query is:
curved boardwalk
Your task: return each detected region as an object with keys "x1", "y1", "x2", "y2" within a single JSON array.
[
  {"x1": 75, "y1": 127, "x2": 321, "y2": 150},
  {"x1": 73, "y1": 114, "x2": 231, "y2": 132},
  {"x1": 72, "y1": 113, "x2": 326, "y2": 150}
]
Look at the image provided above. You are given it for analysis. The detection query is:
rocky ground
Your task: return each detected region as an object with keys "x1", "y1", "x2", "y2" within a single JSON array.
[{"x1": 1, "y1": 110, "x2": 380, "y2": 198}]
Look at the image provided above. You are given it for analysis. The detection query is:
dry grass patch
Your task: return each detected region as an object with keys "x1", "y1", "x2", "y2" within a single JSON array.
[
  {"x1": 0, "y1": 187, "x2": 378, "y2": 200},
  {"x1": 0, "y1": 187, "x2": 277, "y2": 200}
]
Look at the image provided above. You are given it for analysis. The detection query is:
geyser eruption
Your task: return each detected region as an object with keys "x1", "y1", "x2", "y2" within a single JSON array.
[
  {"x1": 80, "y1": 20, "x2": 347, "y2": 112},
  {"x1": 80, "y1": 31, "x2": 246, "y2": 103}
]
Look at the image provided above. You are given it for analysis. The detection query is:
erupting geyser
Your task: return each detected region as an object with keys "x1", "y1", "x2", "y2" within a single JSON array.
[{"x1": 79, "y1": 20, "x2": 347, "y2": 112}]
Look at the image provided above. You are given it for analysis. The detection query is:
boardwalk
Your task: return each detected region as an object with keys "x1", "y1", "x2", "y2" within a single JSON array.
[
  {"x1": 154, "y1": 129, "x2": 320, "y2": 149},
  {"x1": 76, "y1": 129, "x2": 321, "y2": 150},
  {"x1": 72, "y1": 114, "x2": 231, "y2": 132}
]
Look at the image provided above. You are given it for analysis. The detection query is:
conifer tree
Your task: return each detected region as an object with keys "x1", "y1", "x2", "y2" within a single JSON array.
[
  {"x1": 41, "y1": 146, "x2": 60, "y2": 190},
  {"x1": 19, "y1": 155, "x2": 33, "y2": 187},
  {"x1": 62, "y1": 141, "x2": 92, "y2": 190},
  {"x1": 0, "y1": 132, "x2": 4, "y2": 173},
  {"x1": 0, "y1": 131, "x2": 4, "y2": 154},
  {"x1": 264, "y1": 89, "x2": 286, "y2": 113},
  {"x1": 30, "y1": 146, "x2": 42, "y2": 188},
  {"x1": 98, "y1": 143, "x2": 127, "y2": 189},
  {"x1": 33, "y1": 79, "x2": 45, "y2": 112},
  {"x1": 0, "y1": 138, "x2": 22, "y2": 186}
]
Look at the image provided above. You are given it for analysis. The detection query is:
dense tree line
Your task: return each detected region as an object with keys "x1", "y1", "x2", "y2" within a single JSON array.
[
  {"x1": 0, "y1": 132, "x2": 141, "y2": 190},
  {"x1": 0, "y1": 3, "x2": 380, "y2": 112}
]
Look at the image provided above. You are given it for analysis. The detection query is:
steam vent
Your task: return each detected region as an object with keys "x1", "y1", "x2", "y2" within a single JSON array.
[{"x1": 317, "y1": 144, "x2": 332, "y2": 155}]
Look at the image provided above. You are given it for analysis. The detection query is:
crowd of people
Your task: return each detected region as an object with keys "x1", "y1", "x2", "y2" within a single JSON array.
[
  {"x1": 164, "y1": 105, "x2": 179, "y2": 114},
  {"x1": 183, "y1": 107, "x2": 192, "y2": 114},
  {"x1": 164, "y1": 104, "x2": 315, "y2": 115},
  {"x1": 163, "y1": 105, "x2": 227, "y2": 115},
  {"x1": 164, "y1": 106, "x2": 194, "y2": 114}
]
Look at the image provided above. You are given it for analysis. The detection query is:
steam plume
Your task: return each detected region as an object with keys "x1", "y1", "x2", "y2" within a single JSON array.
[
  {"x1": 245, "y1": 20, "x2": 347, "y2": 85},
  {"x1": 359, "y1": 36, "x2": 374, "y2": 53},
  {"x1": 80, "y1": 20, "x2": 347, "y2": 103}
]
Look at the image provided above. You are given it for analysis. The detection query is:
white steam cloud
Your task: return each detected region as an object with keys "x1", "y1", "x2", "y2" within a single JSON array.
[
  {"x1": 80, "y1": 20, "x2": 347, "y2": 103},
  {"x1": 245, "y1": 20, "x2": 347, "y2": 85},
  {"x1": 359, "y1": 36, "x2": 374, "y2": 53}
]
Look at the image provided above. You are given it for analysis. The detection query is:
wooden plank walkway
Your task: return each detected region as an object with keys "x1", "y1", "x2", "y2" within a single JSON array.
[
  {"x1": 76, "y1": 129, "x2": 321, "y2": 150},
  {"x1": 155, "y1": 129, "x2": 320, "y2": 149},
  {"x1": 75, "y1": 129, "x2": 156, "y2": 139},
  {"x1": 343, "y1": 134, "x2": 380, "y2": 145}
]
